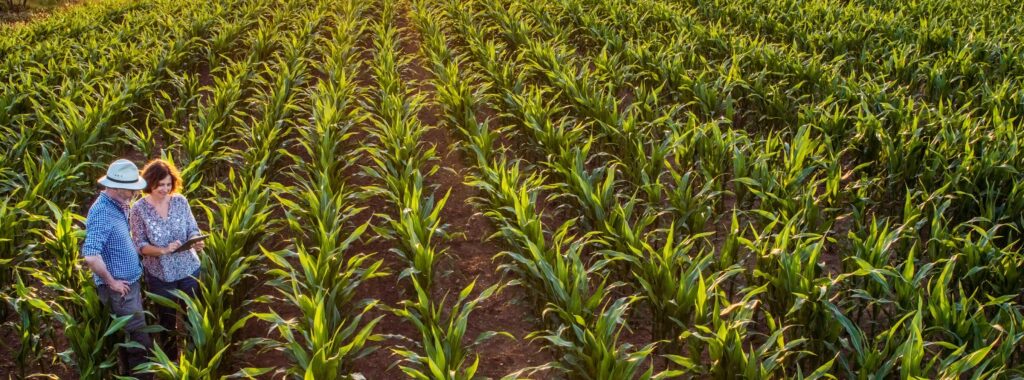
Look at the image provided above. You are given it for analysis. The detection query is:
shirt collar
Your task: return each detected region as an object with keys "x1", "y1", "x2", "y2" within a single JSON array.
[{"x1": 99, "y1": 192, "x2": 131, "y2": 214}]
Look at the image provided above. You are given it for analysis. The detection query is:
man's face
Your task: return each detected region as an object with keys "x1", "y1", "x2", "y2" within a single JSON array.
[{"x1": 109, "y1": 188, "x2": 139, "y2": 203}]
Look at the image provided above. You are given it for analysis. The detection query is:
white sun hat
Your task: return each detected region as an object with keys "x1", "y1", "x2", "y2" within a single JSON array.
[{"x1": 97, "y1": 159, "x2": 147, "y2": 190}]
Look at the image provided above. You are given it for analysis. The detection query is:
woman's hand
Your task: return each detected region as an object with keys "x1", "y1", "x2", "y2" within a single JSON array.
[
  {"x1": 164, "y1": 241, "x2": 182, "y2": 255},
  {"x1": 193, "y1": 240, "x2": 205, "y2": 252}
]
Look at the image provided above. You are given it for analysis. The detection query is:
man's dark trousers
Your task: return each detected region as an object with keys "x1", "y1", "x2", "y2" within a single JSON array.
[{"x1": 97, "y1": 280, "x2": 152, "y2": 378}]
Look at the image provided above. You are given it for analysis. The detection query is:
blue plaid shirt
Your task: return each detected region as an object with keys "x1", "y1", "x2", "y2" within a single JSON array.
[{"x1": 82, "y1": 192, "x2": 143, "y2": 285}]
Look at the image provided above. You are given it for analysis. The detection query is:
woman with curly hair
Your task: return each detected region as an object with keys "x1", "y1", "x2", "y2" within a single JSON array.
[{"x1": 129, "y1": 159, "x2": 204, "y2": 358}]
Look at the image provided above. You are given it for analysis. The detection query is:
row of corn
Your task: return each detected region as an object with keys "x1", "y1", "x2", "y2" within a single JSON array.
[{"x1": 3, "y1": 0, "x2": 1024, "y2": 377}]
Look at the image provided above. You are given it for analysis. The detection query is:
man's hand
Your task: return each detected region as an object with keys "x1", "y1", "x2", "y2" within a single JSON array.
[
  {"x1": 165, "y1": 241, "x2": 182, "y2": 255},
  {"x1": 83, "y1": 255, "x2": 122, "y2": 296},
  {"x1": 108, "y1": 280, "x2": 131, "y2": 297}
]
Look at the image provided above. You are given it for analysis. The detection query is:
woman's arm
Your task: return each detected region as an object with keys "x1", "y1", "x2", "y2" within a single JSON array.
[
  {"x1": 181, "y1": 195, "x2": 202, "y2": 238},
  {"x1": 128, "y1": 205, "x2": 154, "y2": 255},
  {"x1": 139, "y1": 243, "x2": 181, "y2": 257},
  {"x1": 181, "y1": 195, "x2": 205, "y2": 252},
  {"x1": 130, "y1": 202, "x2": 179, "y2": 257}
]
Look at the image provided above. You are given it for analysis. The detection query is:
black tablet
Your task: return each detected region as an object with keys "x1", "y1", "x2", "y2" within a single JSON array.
[{"x1": 172, "y1": 234, "x2": 208, "y2": 253}]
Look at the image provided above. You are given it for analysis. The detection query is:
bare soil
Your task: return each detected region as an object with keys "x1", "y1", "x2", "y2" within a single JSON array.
[{"x1": 0, "y1": 0, "x2": 86, "y2": 25}]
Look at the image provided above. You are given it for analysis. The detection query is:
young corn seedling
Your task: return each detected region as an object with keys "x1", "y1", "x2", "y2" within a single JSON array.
[
  {"x1": 664, "y1": 167, "x2": 720, "y2": 236},
  {"x1": 826, "y1": 300, "x2": 914, "y2": 378},
  {"x1": 4, "y1": 274, "x2": 47, "y2": 377},
  {"x1": 174, "y1": 59, "x2": 256, "y2": 194},
  {"x1": 534, "y1": 295, "x2": 659, "y2": 379},
  {"x1": 747, "y1": 215, "x2": 839, "y2": 360},
  {"x1": 266, "y1": 183, "x2": 384, "y2": 374},
  {"x1": 844, "y1": 217, "x2": 906, "y2": 313},
  {"x1": 391, "y1": 278, "x2": 508, "y2": 380},
  {"x1": 887, "y1": 245, "x2": 935, "y2": 316},
  {"x1": 242, "y1": 35, "x2": 311, "y2": 173},
  {"x1": 609, "y1": 217, "x2": 727, "y2": 342},
  {"x1": 373, "y1": 171, "x2": 452, "y2": 289},
  {"x1": 0, "y1": 196, "x2": 41, "y2": 309},
  {"x1": 261, "y1": 222, "x2": 384, "y2": 378},
  {"x1": 544, "y1": 139, "x2": 617, "y2": 232},
  {"x1": 505, "y1": 87, "x2": 583, "y2": 158},
  {"x1": 683, "y1": 289, "x2": 813, "y2": 379}
]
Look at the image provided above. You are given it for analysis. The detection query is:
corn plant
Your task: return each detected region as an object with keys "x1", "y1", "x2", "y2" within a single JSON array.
[
  {"x1": 681, "y1": 290, "x2": 814, "y2": 379},
  {"x1": 826, "y1": 300, "x2": 911, "y2": 378},
  {"x1": 3, "y1": 274, "x2": 46, "y2": 378},
  {"x1": 261, "y1": 197, "x2": 384, "y2": 377},
  {"x1": 0, "y1": 195, "x2": 41, "y2": 313},
  {"x1": 534, "y1": 295, "x2": 659, "y2": 379},
  {"x1": 391, "y1": 278, "x2": 508, "y2": 379},
  {"x1": 261, "y1": 217, "x2": 384, "y2": 377},
  {"x1": 241, "y1": 55, "x2": 308, "y2": 173},
  {"x1": 373, "y1": 172, "x2": 452, "y2": 289},
  {"x1": 174, "y1": 59, "x2": 255, "y2": 195}
]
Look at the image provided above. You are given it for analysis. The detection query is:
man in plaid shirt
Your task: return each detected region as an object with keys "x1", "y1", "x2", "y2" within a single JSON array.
[{"x1": 82, "y1": 159, "x2": 152, "y2": 379}]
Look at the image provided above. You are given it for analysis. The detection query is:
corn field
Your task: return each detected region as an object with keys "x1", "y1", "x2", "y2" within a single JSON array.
[{"x1": 1, "y1": 0, "x2": 1023, "y2": 377}]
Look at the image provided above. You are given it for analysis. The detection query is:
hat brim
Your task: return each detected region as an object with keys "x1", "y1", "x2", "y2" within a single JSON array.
[{"x1": 98, "y1": 177, "x2": 147, "y2": 190}]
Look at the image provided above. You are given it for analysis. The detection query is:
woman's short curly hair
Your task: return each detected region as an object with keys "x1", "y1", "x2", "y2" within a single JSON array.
[{"x1": 140, "y1": 159, "x2": 183, "y2": 195}]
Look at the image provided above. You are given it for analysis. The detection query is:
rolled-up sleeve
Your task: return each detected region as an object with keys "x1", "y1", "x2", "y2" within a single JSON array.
[
  {"x1": 82, "y1": 212, "x2": 111, "y2": 257},
  {"x1": 129, "y1": 205, "x2": 150, "y2": 249}
]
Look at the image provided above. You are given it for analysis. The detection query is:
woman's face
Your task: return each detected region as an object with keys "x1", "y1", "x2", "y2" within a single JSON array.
[{"x1": 153, "y1": 175, "x2": 173, "y2": 197}]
